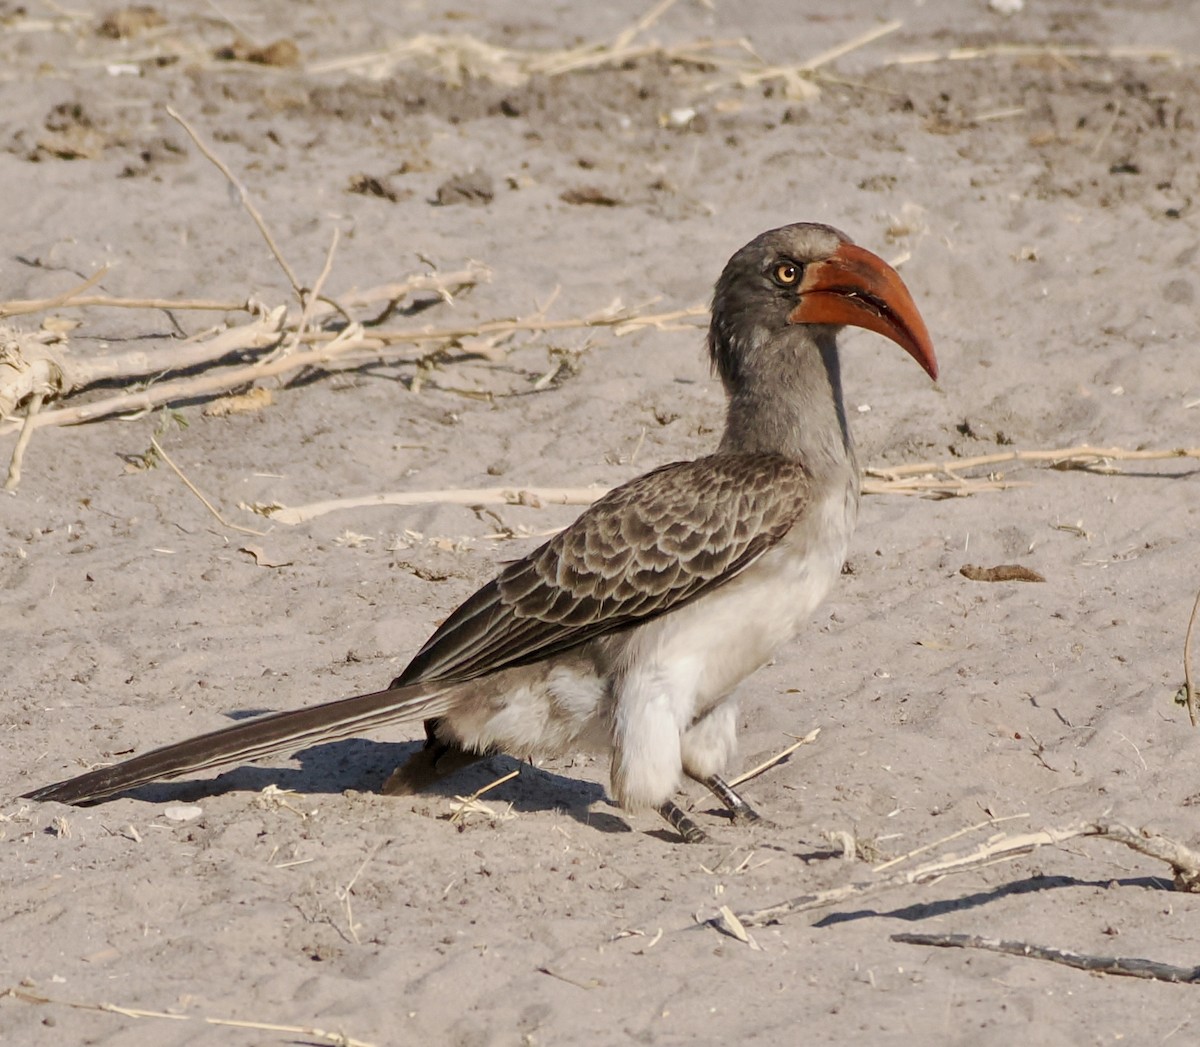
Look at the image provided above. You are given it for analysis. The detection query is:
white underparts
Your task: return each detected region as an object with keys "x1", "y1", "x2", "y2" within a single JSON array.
[{"x1": 442, "y1": 481, "x2": 858, "y2": 812}]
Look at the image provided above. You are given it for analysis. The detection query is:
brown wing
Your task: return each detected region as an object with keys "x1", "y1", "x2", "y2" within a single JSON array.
[{"x1": 394, "y1": 453, "x2": 811, "y2": 687}]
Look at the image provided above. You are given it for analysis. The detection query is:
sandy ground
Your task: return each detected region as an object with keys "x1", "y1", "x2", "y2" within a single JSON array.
[{"x1": 3, "y1": 1, "x2": 1200, "y2": 1044}]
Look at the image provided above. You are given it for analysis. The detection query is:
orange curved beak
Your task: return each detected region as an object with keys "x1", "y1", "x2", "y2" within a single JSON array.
[{"x1": 788, "y1": 242, "x2": 938, "y2": 381}]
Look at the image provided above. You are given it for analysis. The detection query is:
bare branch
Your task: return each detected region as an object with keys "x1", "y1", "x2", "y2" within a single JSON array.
[{"x1": 892, "y1": 932, "x2": 1200, "y2": 984}]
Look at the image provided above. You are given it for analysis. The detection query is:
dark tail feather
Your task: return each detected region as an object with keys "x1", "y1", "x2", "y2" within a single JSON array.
[{"x1": 22, "y1": 683, "x2": 454, "y2": 806}]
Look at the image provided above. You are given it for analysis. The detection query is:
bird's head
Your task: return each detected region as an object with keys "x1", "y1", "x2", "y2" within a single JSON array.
[{"x1": 708, "y1": 222, "x2": 938, "y2": 390}]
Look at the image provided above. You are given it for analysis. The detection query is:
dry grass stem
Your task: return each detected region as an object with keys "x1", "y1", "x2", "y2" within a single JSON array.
[
  {"x1": 150, "y1": 436, "x2": 267, "y2": 537},
  {"x1": 448, "y1": 768, "x2": 521, "y2": 825},
  {"x1": 735, "y1": 821, "x2": 1200, "y2": 929},
  {"x1": 610, "y1": 0, "x2": 680, "y2": 52},
  {"x1": 0, "y1": 986, "x2": 376, "y2": 1046},
  {"x1": 308, "y1": 6, "x2": 902, "y2": 101},
  {"x1": 336, "y1": 839, "x2": 387, "y2": 946},
  {"x1": 802, "y1": 20, "x2": 902, "y2": 71},
  {"x1": 862, "y1": 475, "x2": 1026, "y2": 497},
  {"x1": 889, "y1": 43, "x2": 1181, "y2": 68},
  {"x1": 724, "y1": 20, "x2": 901, "y2": 97},
  {"x1": 727, "y1": 727, "x2": 820, "y2": 788}
]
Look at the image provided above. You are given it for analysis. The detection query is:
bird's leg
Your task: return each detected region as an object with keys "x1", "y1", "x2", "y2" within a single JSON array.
[
  {"x1": 678, "y1": 704, "x2": 760, "y2": 823},
  {"x1": 697, "y1": 773, "x2": 762, "y2": 824},
  {"x1": 657, "y1": 800, "x2": 709, "y2": 844}
]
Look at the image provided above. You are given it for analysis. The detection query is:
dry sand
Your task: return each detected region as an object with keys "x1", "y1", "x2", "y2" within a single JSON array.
[{"x1": 3, "y1": 1, "x2": 1200, "y2": 1044}]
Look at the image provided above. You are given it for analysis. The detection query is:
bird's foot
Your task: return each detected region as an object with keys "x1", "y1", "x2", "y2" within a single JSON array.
[
  {"x1": 701, "y1": 773, "x2": 764, "y2": 825},
  {"x1": 657, "y1": 800, "x2": 709, "y2": 844}
]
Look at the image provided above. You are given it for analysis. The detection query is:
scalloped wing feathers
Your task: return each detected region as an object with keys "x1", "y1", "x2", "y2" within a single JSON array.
[{"x1": 396, "y1": 454, "x2": 811, "y2": 686}]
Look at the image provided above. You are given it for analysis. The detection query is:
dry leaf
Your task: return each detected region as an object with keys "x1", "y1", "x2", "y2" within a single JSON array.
[
  {"x1": 98, "y1": 5, "x2": 165, "y2": 39},
  {"x1": 239, "y1": 545, "x2": 293, "y2": 568},
  {"x1": 203, "y1": 387, "x2": 273, "y2": 417},
  {"x1": 560, "y1": 186, "x2": 621, "y2": 207},
  {"x1": 40, "y1": 316, "x2": 81, "y2": 335},
  {"x1": 960, "y1": 563, "x2": 1046, "y2": 583}
]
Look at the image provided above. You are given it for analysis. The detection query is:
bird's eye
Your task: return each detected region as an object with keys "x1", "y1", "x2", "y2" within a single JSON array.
[{"x1": 772, "y1": 262, "x2": 801, "y2": 286}]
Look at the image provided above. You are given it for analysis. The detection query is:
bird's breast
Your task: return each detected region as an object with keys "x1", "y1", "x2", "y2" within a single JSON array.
[{"x1": 619, "y1": 476, "x2": 859, "y2": 721}]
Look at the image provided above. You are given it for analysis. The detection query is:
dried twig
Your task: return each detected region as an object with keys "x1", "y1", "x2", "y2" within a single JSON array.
[
  {"x1": 0, "y1": 322, "x2": 363, "y2": 434},
  {"x1": 0, "y1": 296, "x2": 682, "y2": 438},
  {"x1": 0, "y1": 266, "x2": 110, "y2": 319},
  {"x1": 866, "y1": 444, "x2": 1200, "y2": 481},
  {"x1": 872, "y1": 813, "x2": 1031, "y2": 874},
  {"x1": 268, "y1": 486, "x2": 607, "y2": 526},
  {"x1": 892, "y1": 932, "x2": 1200, "y2": 984},
  {"x1": 734, "y1": 821, "x2": 1200, "y2": 928},
  {"x1": 861, "y1": 475, "x2": 1023, "y2": 497},
  {"x1": 2, "y1": 391, "x2": 44, "y2": 491},
  {"x1": 2, "y1": 291, "x2": 246, "y2": 316},
  {"x1": 275, "y1": 227, "x2": 341, "y2": 364},
  {"x1": 1184, "y1": 587, "x2": 1200, "y2": 728},
  {"x1": 266, "y1": 437, "x2": 1200, "y2": 525},
  {"x1": 0, "y1": 310, "x2": 289, "y2": 435},
  {"x1": 610, "y1": 0, "x2": 680, "y2": 52},
  {"x1": 341, "y1": 302, "x2": 706, "y2": 347},
  {"x1": 166, "y1": 106, "x2": 303, "y2": 300}
]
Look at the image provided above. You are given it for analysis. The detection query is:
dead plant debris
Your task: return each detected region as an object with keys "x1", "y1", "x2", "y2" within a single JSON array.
[{"x1": 960, "y1": 563, "x2": 1046, "y2": 583}]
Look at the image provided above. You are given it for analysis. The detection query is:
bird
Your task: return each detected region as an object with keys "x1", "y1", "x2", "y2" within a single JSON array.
[{"x1": 23, "y1": 222, "x2": 938, "y2": 842}]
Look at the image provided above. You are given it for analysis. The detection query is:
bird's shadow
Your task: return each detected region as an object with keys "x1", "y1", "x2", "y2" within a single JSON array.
[{"x1": 120, "y1": 738, "x2": 632, "y2": 836}]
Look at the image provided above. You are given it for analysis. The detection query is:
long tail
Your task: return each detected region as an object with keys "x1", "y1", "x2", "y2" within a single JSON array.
[{"x1": 22, "y1": 682, "x2": 454, "y2": 806}]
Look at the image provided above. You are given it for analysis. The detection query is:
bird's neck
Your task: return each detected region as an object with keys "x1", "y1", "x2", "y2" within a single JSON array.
[{"x1": 716, "y1": 325, "x2": 857, "y2": 484}]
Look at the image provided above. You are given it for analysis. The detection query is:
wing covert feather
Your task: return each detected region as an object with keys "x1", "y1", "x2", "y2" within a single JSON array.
[{"x1": 395, "y1": 454, "x2": 811, "y2": 687}]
